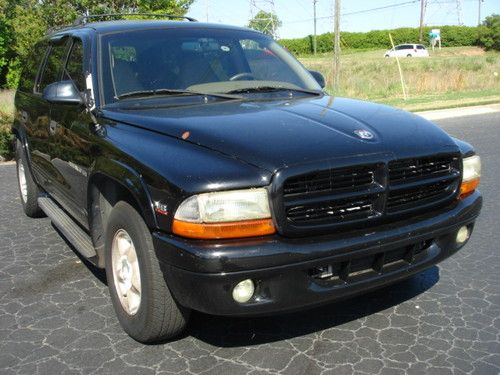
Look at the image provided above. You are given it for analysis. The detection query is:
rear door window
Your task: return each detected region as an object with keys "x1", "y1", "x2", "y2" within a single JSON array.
[{"x1": 38, "y1": 39, "x2": 69, "y2": 92}]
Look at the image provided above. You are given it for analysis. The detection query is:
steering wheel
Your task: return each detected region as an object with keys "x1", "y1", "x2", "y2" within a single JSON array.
[{"x1": 229, "y1": 72, "x2": 255, "y2": 81}]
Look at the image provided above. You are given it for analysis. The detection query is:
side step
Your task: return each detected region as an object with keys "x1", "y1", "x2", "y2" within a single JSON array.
[{"x1": 38, "y1": 197, "x2": 96, "y2": 259}]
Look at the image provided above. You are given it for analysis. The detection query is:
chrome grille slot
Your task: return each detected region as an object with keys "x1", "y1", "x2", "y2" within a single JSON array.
[
  {"x1": 283, "y1": 165, "x2": 376, "y2": 197},
  {"x1": 389, "y1": 155, "x2": 457, "y2": 185},
  {"x1": 287, "y1": 195, "x2": 377, "y2": 224},
  {"x1": 387, "y1": 180, "x2": 456, "y2": 212}
]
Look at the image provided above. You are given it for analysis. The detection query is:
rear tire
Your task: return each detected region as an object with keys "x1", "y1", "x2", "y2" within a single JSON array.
[
  {"x1": 105, "y1": 201, "x2": 190, "y2": 343},
  {"x1": 407, "y1": 54, "x2": 412, "y2": 57},
  {"x1": 15, "y1": 140, "x2": 45, "y2": 218}
]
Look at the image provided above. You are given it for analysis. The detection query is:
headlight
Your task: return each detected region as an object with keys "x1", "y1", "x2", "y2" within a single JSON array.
[
  {"x1": 172, "y1": 188, "x2": 276, "y2": 239},
  {"x1": 460, "y1": 155, "x2": 481, "y2": 198}
]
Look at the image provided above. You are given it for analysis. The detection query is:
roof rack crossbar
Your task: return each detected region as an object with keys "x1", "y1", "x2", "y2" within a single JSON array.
[{"x1": 73, "y1": 13, "x2": 198, "y2": 26}]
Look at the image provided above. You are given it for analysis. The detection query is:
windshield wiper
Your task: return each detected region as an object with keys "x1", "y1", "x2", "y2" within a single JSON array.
[
  {"x1": 226, "y1": 86, "x2": 322, "y2": 96},
  {"x1": 116, "y1": 89, "x2": 241, "y2": 100}
]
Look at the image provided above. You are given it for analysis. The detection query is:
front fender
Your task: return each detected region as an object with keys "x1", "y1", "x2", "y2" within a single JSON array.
[{"x1": 89, "y1": 158, "x2": 158, "y2": 229}]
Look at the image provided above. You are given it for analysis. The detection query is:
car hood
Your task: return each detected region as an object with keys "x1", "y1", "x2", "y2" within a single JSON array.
[{"x1": 101, "y1": 96, "x2": 459, "y2": 173}]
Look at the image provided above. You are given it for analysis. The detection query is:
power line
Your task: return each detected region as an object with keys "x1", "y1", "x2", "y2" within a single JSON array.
[
  {"x1": 284, "y1": 0, "x2": 420, "y2": 24},
  {"x1": 282, "y1": 0, "x2": 476, "y2": 26}
]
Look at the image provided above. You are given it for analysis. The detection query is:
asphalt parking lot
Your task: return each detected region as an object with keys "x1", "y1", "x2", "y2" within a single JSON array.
[{"x1": 1, "y1": 110, "x2": 499, "y2": 375}]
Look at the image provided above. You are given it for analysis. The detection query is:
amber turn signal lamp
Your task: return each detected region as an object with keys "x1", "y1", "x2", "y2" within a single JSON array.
[
  {"x1": 459, "y1": 155, "x2": 481, "y2": 199},
  {"x1": 459, "y1": 178, "x2": 480, "y2": 199},
  {"x1": 172, "y1": 218, "x2": 276, "y2": 239}
]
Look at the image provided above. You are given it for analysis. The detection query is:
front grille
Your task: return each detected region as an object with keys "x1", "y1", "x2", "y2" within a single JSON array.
[{"x1": 279, "y1": 154, "x2": 460, "y2": 233}]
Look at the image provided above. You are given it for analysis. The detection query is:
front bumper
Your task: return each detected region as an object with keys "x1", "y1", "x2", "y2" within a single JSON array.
[{"x1": 153, "y1": 191, "x2": 482, "y2": 316}]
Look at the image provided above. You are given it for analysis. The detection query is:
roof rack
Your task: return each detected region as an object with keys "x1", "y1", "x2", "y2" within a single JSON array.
[{"x1": 73, "y1": 13, "x2": 198, "y2": 26}]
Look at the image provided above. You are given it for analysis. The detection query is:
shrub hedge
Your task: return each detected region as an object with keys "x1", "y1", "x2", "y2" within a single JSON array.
[
  {"x1": 280, "y1": 26, "x2": 481, "y2": 55},
  {"x1": 0, "y1": 110, "x2": 13, "y2": 160}
]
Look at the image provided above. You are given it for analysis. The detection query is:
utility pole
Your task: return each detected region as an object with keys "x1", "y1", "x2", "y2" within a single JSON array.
[
  {"x1": 313, "y1": 0, "x2": 318, "y2": 54},
  {"x1": 205, "y1": 0, "x2": 209, "y2": 22},
  {"x1": 478, "y1": 0, "x2": 483, "y2": 26},
  {"x1": 456, "y1": 0, "x2": 464, "y2": 26},
  {"x1": 419, "y1": 0, "x2": 426, "y2": 43},
  {"x1": 333, "y1": 0, "x2": 341, "y2": 92}
]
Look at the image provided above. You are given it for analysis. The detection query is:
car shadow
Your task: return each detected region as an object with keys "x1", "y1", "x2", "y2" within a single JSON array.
[{"x1": 187, "y1": 266, "x2": 440, "y2": 347}]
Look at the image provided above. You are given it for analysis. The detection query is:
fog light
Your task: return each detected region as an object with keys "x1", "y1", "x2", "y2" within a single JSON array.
[
  {"x1": 456, "y1": 226, "x2": 470, "y2": 245},
  {"x1": 232, "y1": 279, "x2": 255, "y2": 303}
]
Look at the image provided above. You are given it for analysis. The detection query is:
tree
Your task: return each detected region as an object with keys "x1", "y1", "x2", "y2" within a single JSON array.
[
  {"x1": 478, "y1": 14, "x2": 499, "y2": 51},
  {"x1": 248, "y1": 10, "x2": 281, "y2": 38},
  {"x1": 0, "y1": 0, "x2": 195, "y2": 88}
]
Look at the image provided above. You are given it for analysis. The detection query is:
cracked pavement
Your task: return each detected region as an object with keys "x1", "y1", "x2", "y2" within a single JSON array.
[{"x1": 1, "y1": 112, "x2": 499, "y2": 374}]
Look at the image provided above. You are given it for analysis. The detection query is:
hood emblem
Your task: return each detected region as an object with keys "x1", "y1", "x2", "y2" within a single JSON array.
[{"x1": 354, "y1": 129, "x2": 374, "y2": 140}]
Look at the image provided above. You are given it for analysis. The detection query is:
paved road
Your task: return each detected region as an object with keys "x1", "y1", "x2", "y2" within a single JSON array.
[{"x1": 1, "y1": 112, "x2": 499, "y2": 375}]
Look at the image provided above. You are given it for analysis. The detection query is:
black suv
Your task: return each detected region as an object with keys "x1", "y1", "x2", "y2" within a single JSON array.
[{"x1": 12, "y1": 15, "x2": 482, "y2": 343}]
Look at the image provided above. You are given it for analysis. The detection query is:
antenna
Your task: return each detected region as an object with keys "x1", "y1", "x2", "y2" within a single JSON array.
[{"x1": 249, "y1": 0, "x2": 279, "y2": 38}]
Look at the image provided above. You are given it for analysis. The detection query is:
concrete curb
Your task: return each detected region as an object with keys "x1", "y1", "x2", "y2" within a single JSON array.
[{"x1": 416, "y1": 103, "x2": 500, "y2": 121}]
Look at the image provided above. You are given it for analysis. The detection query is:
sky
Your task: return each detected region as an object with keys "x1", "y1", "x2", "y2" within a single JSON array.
[{"x1": 186, "y1": 0, "x2": 500, "y2": 39}]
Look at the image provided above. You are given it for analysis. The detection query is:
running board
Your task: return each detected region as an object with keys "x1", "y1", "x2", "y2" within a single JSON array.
[{"x1": 38, "y1": 197, "x2": 96, "y2": 259}]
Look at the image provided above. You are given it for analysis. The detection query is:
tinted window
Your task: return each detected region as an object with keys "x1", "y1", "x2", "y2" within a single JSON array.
[
  {"x1": 101, "y1": 28, "x2": 320, "y2": 103},
  {"x1": 39, "y1": 40, "x2": 68, "y2": 92},
  {"x1": 240, "y1": 39, "x2": 301, "y2": 85},
  {"x1": 417, "y1": 45, "x2": 425, "y2": 50},
  {"x1": 63, "y1": 39, "x2": 85, "y2": 91},
  {"x1": 18, "y1": 40, "x2": 48, "y2": 93}
]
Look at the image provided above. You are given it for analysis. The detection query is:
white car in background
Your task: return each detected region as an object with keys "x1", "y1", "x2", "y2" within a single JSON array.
[{"x1": 384, "y1": 44, "x2": 429, "y2": 58}]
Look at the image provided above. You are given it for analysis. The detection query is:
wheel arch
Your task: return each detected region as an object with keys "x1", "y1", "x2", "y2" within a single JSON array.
[{"x1": 87, "y1": 160, "x2": 158, "y2": 268}]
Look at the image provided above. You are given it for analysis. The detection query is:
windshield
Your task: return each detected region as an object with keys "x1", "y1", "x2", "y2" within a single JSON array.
[{"x1": 100, "y1": 27, "x2": 321, "y2": 104}]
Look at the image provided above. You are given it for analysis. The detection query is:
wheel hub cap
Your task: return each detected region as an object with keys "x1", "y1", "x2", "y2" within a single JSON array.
[
  {"x1": 18, "y1": 163, "x2": 28, "y2": 203},
  {"x1": 111, "y1": 229, "x2": 141, "y2": 315}
]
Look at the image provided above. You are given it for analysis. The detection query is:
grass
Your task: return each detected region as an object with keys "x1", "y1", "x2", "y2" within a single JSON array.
[{"x1": 300, "y1": 46, "x2": 500, "y2": 110}]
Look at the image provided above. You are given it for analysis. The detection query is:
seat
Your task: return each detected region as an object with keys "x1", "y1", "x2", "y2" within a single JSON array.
[{"x1": 176, "y1": 52, "x2": 220, "y2": 89}]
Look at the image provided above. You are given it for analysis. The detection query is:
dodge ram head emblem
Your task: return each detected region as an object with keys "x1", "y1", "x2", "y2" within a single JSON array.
[{"x1": 354, "y1": 129, "x2": 374, "y2": 140}]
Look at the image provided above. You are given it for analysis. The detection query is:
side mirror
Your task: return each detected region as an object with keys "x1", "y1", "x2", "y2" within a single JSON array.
[
  {"x1": 309, "y1": 70, "x2": 326, "y2": 89},
  {"x1": 42, "y1": 80, "x2": 83, "y2": 105}
]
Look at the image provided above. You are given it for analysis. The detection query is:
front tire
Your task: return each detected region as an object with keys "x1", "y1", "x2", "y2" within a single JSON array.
[
  {"x1": 407, "y1": 54, "x2": 412, "y2": 57},
  {"x1": 105, "y1": 201, "x2": 190, "y2": 343},
  {"x1": 15, "y1": 140, "x2": 45, "y2": 218}
]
